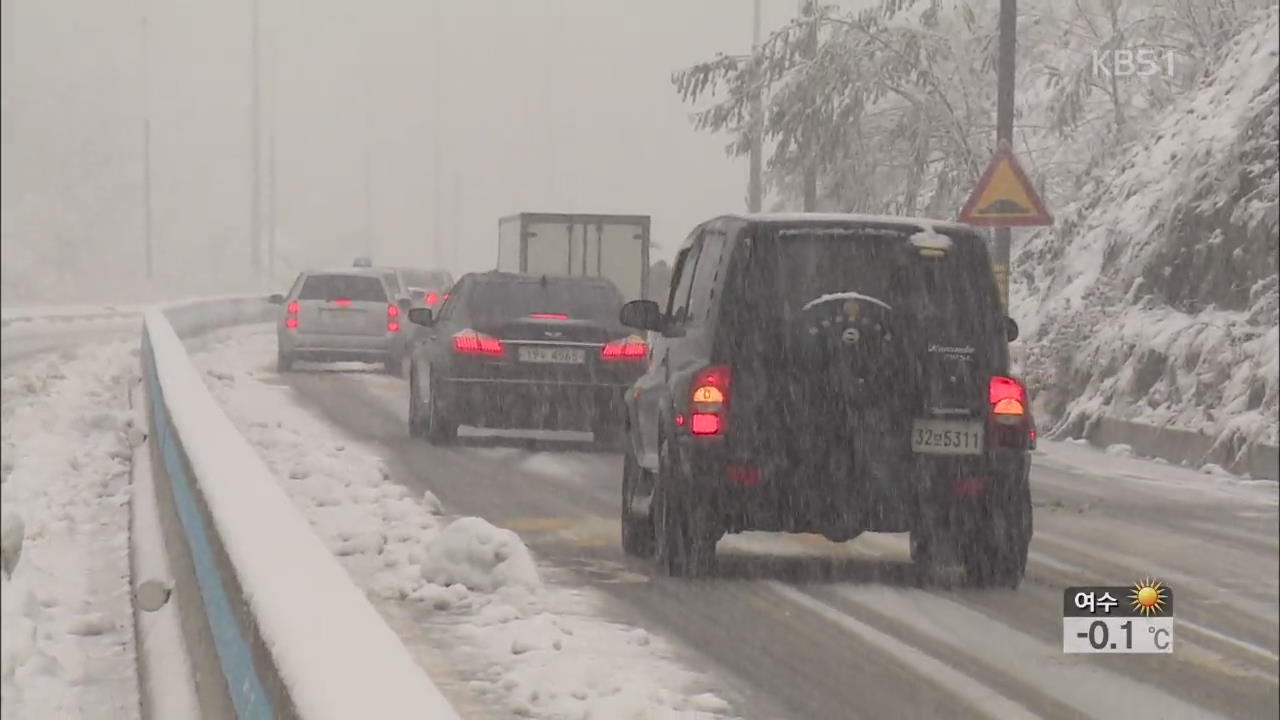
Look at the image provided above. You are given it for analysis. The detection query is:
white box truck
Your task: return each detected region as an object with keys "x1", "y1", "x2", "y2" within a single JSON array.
[{"x1": 498, "y1": 213, "x2": 651, "y2": 301}]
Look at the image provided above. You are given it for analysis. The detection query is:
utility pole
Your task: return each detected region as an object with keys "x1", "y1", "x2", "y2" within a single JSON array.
[
  {"x1": 799, "y1": 0, "x2": 818, "y2": 211},
  {"x1": 993, "y1": 0, "x2": 1016, "y2": 311},
  {"x1": 747, "y1": 0, "x2": 763, "y2": 213},
  {"x1": 265, "y1": 0, "x2": 276, "y2": 282},
  {"x1": 249, "y1": 0, "x2": 263, "y2": 282},
  {"x1": 140, "y1": 0, "x2": 154, "y2": 280},
  {"x1": 362, "y1": 140, "x2": 373, "y2": 261},
  {"x1": 431, "y1": 0, "x2": 442, "y2": 266}
]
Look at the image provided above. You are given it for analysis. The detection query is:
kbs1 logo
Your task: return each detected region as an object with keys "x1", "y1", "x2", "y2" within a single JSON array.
[{"x1": 1091, "y1": 47, "x2": 1179, "y2": 78}]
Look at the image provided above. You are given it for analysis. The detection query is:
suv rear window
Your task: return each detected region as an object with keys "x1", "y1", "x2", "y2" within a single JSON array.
[
  {"x1": 469, "y1": 280, "x2": 623, "y2": 324},
  {"x1": 736, "y1": 226, "x2": 1002, "y2": 330},
  {"x1": 298, "y1": 274, "x2": 388, "y2": 302}
]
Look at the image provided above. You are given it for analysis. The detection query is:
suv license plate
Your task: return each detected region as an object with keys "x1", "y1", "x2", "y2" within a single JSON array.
[
  {"x1": 518, "y1": 346, "x2": 585, "y2": 364},
  {"x1": 911, "y1": 419, "x2": 984, "y2": 455}
]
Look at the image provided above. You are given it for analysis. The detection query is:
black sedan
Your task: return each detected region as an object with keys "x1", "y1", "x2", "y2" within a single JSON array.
[{"x1": 406, "y1": 271, "x2": 648, "y2": 446}]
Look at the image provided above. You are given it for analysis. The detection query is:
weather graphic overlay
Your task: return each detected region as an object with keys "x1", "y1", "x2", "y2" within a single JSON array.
[{"x1": 1063, "y1": 580, "x2": 1174, "y2": 654}]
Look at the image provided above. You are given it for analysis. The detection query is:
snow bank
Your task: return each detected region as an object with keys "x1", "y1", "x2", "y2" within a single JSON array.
[
  {"x1": 190, "y1": 324, "x2": 741, "y2": 720},
  {"x1": 142, "y1": 310, "x2": 460, "y2": 720},
  {"x1": 0, "y1": 340, "x2": 140, "y2": 719}
]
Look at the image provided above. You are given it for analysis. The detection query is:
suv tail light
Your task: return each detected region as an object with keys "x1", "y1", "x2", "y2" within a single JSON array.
[
  {"x1": 284, "y1": 300, "x2": 299, "y2": 329},
  {"x1": 689, "y1": 365, "x2": 730, "y2": 436},
  {"x1": 530, "y1": 312, "x2": 569, "y2": 320},
  {"x1": 386, "y1": 304, "x2": 400, "y2": 332},
  {"x1": 425, "y1": 292, "x2": 439, "y2": 307},
  {"x1": 600, "y1": 335, "x2": 647, "y2": 362},
  {"x1": 452, "y1": 329, "x2": 503, "y2": 356},
  {"x1": 989, "y1": 376, "x2": 1026, "y2": 422}
]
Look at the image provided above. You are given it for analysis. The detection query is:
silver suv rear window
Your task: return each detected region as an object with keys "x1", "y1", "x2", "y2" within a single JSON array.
[{"x1": 298, "y1": 275, "x2": 388, "y2": 302}]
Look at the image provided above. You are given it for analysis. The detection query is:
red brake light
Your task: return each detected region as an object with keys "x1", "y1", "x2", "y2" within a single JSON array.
[
  {"x1": 989, "y1": 375, "x2": 1026, "y2": 418},
  {"x1": 600, "y1": 335, "x2": 647, "y2": 361},
  {"x1": 452, "y1": 329, "x2": 503, "y2": 356},
  {"x1": 530, "y1": 312, "x2": 569, "y2": 320},
  {"x1": 689, "y1": 365, "x2": 730, "y2": 436},
  {"x1": 333, "y1": 298, "x2": 351, "y2": 307},
  {"x1": 286, "y1": 300, "x2": 299, "y2": 315},
  {"x1": 425, "y1": 292, "x2": 439, "y2": 306},
  {"x1": 386, "y1": 304, "x2": 400, "y2": 332},
  {"x1": 285, "y1": 300, "x2": 299, "y2": 329},
  {"x1": 284, "y1": 316, "x2": 298, "y2": 329}
]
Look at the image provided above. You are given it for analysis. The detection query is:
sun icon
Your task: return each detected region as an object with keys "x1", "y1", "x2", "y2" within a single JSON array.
[{"x1": 1130, "y1": 578, "x2": 1168, "y2": 616}]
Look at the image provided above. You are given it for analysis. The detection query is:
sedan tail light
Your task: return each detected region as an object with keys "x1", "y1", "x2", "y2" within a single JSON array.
[
  {"x1": 424, "y1": 292, "x2": 439, "y2": 307},
  {"x1": 600, "y1": 335, "x2": 647, "y2": 361},
  {"x1": 452, "y1": 329, "x2": 503, "y2": 356}
]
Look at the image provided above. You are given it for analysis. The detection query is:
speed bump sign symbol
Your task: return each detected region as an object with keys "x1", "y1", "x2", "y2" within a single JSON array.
[{"x1": 958, "y1": 141, "x2": 1053, "y2": 227}]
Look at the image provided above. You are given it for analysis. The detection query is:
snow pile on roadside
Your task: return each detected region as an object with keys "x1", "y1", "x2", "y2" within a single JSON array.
[
  {"x1": 417, "y1": 517, "x2": 541, "y2": 593},
  {"x1": 0, "y1": 343, "x2": 141, "y2": 719},
  {"x1": 190, "y1": 326, "x2": 738, "y2": 720}
]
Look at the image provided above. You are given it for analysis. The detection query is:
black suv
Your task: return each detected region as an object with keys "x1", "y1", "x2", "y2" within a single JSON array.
[
  {"x1": 405, "y1": 272, "x2": 648, "y2": 444},
  {"x1": 617, "y1": 214, "x2": 1034, "y2": 586}
]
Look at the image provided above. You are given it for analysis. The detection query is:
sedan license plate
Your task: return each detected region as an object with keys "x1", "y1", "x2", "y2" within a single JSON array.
[
  {"x1": 517, "y1": 346, "x2": 585, "y2": 364},
  {"x1": 911, "y1": 419, "x2": 984, "y2": 455}
]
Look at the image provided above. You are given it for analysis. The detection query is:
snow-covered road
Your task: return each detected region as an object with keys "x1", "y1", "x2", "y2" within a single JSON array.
[{"x1": 193, "y1": 324, "x2": 1279, "y2": 720}]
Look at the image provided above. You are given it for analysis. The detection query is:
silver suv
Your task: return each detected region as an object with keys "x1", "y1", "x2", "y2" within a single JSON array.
[{"x1": 270, "y1": 269, "x2": 412, "y2": 375}]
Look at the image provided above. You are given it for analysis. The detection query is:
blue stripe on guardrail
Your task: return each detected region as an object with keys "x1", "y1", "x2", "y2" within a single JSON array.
[{"x1": 143, "y1": 330, "x2": 276, "y2": 720}]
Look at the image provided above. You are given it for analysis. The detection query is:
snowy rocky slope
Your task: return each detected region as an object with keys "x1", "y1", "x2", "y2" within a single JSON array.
[{"x1": 1011, "y1": 6, "x2": 1279, "y2": 463}]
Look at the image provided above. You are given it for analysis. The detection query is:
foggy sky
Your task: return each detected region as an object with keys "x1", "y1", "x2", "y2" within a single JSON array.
[{"x1": 3, "y1": 1, "x2": 867, "y2": 298}]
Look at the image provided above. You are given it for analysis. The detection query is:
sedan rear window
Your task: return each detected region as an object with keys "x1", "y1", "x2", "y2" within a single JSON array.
[
  {"x1": 469, "y1": 280, "x2": 623, "y2": 323},
  {"x1": 298, "y1": 274, "x2": 388, "y2": 302}
]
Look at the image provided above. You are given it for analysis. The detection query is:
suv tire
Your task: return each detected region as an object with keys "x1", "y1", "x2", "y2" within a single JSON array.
[
  {"x1": 652, "y1": 438, "x2": 716, "y2": 577},
  {"x1": 384, "y1": 354, "x2": 404, "y2": 377},
  {"x1": 620, "y1": 451, "x2": 655, "y2": 557}
]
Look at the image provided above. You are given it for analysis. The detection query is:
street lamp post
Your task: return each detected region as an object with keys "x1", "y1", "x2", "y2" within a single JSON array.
[
  {"x1": 140, "y1": 0, "x2": 154, "y2": 280},
  {"x1": 249, "y1": 0, "x2": 263, "y2": 282}
]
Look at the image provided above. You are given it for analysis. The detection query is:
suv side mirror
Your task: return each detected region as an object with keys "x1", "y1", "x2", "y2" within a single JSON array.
[
  {"x1": 268, "y1": 293, "x2": 285, "y2": 305},
  {"x1": 620, "y1": 300, "x2": 663, "y2": 332},
  {"x1": 407, "y1": 307, "x2": 435, "y2": 327},
  {"x1": 1004, "y1": 316, "x2": 1020, "y2": 342}
]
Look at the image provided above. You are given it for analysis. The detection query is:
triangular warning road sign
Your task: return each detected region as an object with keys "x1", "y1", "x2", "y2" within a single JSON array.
[{"x1": 958, "y1": 144, "x2": 1052, "y2": 227}]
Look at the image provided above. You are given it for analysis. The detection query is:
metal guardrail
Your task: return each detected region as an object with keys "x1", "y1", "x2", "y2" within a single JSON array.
[{"x1": 137, "y1": 298, "x2": 461, "y2": 720}]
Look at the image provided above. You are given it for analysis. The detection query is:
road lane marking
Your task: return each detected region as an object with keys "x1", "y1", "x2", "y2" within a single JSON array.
[
  {"x1": 829, "y1": 585, "x2": 1229, "y2": 720},
  {"x1": 767, "y1": 583, "x2": 1040, "y2": 720}
]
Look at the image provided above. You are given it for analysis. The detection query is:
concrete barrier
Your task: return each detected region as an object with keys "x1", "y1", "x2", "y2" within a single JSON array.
[
  {"x1": 137, "y1": 298, "x2": 460, "y2": 719},
  {"x1": 1084, "y1": 416, "x2": 1279, "y2": 481}
]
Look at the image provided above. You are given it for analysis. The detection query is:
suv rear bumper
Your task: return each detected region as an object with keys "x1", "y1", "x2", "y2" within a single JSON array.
[
  {"x1": 434, "y1": 377, "x2": 631, "y2": 430},
  {"x1": 278, "y1": 331, "x2": 406, "y2": 362},
  {"x1": 670, "y1": 435, "x2": 1031, "y2": 535}
]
